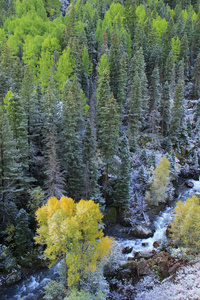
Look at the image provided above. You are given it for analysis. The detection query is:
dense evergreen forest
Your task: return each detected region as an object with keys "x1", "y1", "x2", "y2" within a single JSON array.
[{"x1": 1, "y1": 0, "x2": 200, "y2": 298}]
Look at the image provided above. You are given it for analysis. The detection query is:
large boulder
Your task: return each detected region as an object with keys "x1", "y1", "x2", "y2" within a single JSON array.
[
  {"x1": 185, "y1": 181, "x2": 194, "y2": 188},
  {"x1": 122, "y1": 246, "x2": 133, "y2": 254},
  {"x1": 129, "y1": 224, "x2": 154, "y2": 238}
]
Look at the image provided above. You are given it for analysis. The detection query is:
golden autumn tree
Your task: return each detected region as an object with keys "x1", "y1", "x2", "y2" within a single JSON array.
[
  {"x1": 170, "y1": 195, "x2": 200, "y2": 248},
  {"x1": 34, "y1": 196, "x2": 114, "y2": 289},
  {"x1": 145, "y1": 156, "x2": 171, "y2": 206}
]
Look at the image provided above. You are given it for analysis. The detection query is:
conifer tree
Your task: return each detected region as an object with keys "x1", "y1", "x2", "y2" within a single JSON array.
[
  {"x1": 129, "y1": 48, "x2": 148, "y2": 133},
  {"x1": 97, "y1": 90, "x2": 120, "y2": 201},
  {"x1": 97, "y1": 70, "x2": 110, "y2": 127},
  {"x1": 170, "y1": 78, "x2": 187, "y2": 149},
  {"x1": 118, "y1": 53, "x2": 127, "y2": 108},
  {"x1": 161, "y1": 81, "x2": 171, "y2": 136},
  {"x1": 115, "y1": 135, "x2": 131, "y2": 210},
  {"x1": 0, "y1": 108, "x2": 22, "y2": 223},
  {"x1": 44, "y1": 131, "x2": 65, "y2": 199},
  {"x1": 179, "y1": 33, "x2": 189, "y2": 75},
  {"x1": 0, "y1": 43, "x2": 13, "y2": 87},
  {"x1": 164, "y1": 50, "x2": 174, "y2": 84},
  {"x1": 161, "y1": 17, "x2": 175, "y2": 76},
  {"x1": 149, "y1": 66, "x2": 161, "y2": 142},
  {"x1": 123, "y1": 0, "x2": 136, "y2": 40},
  {"x1": 12, "y1": 57, "x2": 23, "y2": 94},
  {"x1": 5, "y1": 93, "x2": 33, "y2": 192},
  {"x1": 109, "y1": 31, "x2": 121, "y2": 101},
  {"x1": 61, "y1": 79, "x2": 85, "y2": 201},
  {"x1": 14, "y1": 208, "x2": 32, "y2": 256},
  {"x1": 83, "y1": 120, "x2": 103, "y2": 205},
  {"x1": 0, "y1": 73, "x2": 8, "y2": 105},
  {"x1": 129, "y1": 71, "x2": 142, "y2": 133}
]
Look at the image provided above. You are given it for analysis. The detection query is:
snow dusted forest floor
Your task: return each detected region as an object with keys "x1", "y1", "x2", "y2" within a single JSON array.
[{"x1": 135, "y1": 262, "x2": 200, "y2": 300}]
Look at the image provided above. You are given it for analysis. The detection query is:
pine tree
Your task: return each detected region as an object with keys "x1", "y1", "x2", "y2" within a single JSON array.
[
  {"x1": 0, "y1": 43, "x2": 13, "y2": 87},
  {"x1": 179, "y1": 33, "x2": 189, "y2": 75},
  {"x1": 5, "y1": 93, "x2": 32, "y2": 192},
  {"x1": 149, "y1": 66, "x2": 161, "y2": 143},
  {"x1": 118, "y1": 53, "x2": 127, "y2": 108},
  {"x1": 97, "y1": 70, "x2": 110, "y2": 127},
  {"x1": 170, "y1": 78, "x2": 187, "y2": 150},
  {"x1": 97, "y1": 91, "x2": 120, "y2": 201},
  {"x1": 14, "y1": 208, "x2": 32, "y2": 256},
  {"x1": 20, "y1": 66, "x2": 35, "y2": 154},
  {"x1": 109, "y1": 30, "x2": 121, "y2": 101},
  {"x1": 44, "y1": 131, "x2": 66, "y2": 199},
  {"x1": 161, "y1": 18, "x2": 175, "y2": 78},
  {"x1": 61, "y1": 79, "x2": 85, "y2": 201},
  {"x1": 161, "y1": 81, "x2": 171, "y2": 136},
  {"x1": 0, "y1": 73, "x2": 8, "y2": 105},
  {"x1": 115, "y1": 135, "x2": 131, "y2": 210},
  {"x1": 129, "y1": 71, "x2": 142, "y2": 133},
  {"x1": 123, "y1": 0, "x2": 136, "y2": 40},
  {"x1": 129, "y1": 48, "x2": 148, "y2": 134},
  {"x1": 0, "y1": 108, "x2": 22, "y2": 223},
  {"x1": 164, "y1": 50, "x2": 174, "y2": 84},
  {"x1": 12, "y1": 57, "x2": 23, "y2": 94},
  {"x1": 83, "y1": 120, "x2": 103, "y2": 205}
]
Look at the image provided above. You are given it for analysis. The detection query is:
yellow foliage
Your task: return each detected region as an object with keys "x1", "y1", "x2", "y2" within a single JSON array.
[
  {"x1": 171, "y1": 195, "x2": 200, "y2": 248},
  {"x1": 34, "y1": 196, "x2": 114, "y2": 288},
  {"x1": 145, "y1": 156, "x2": 170, "y2": 205}
]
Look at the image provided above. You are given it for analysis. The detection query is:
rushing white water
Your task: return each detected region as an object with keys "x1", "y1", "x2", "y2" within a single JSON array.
[
  {"x1": 119, "y1": 178, "x2": 200, "y2": 258},
  {"x1": 119, "y1": 206, "x2": 174, "y2": 258},
  {"x1": 2, "y1": 179, "x2": 200, "y2": 299},
  {"x1": 0, "y1": 261, "x2": 62, "y2": 300}
]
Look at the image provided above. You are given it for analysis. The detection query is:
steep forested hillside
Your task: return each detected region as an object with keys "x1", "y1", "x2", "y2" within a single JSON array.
[{"x1": 0, "y1": 0, "x2": 200, "y2": 298}]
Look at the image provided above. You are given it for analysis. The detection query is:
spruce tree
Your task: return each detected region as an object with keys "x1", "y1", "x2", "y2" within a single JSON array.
[
  {"x1": 123, "y1": 0, "x2": 136, "y2": 40},
  {"x1": 179, "y1": 33, "x2": 189, "y2": 75},
  {"x1": 0, "y1": 108, "x2": 22, "y2": 223},
  {"x1": 115, "y1": 135, "x2": 131, "y2": 210},
  {"x1": 12, "y1": 57, "x2": 23, "y2": 94},
  {"x1": 0, "y1": 43, "x2": 13, "y2": 87},
  {"x1": 44, "y1": 131, "x2": 66, "y2": 199},
  {"x1": 129, "y1": 71, "x2": 142, "y2": 133},
  {"x1": 5, "y1": 93, "x2": 32, "y2": 192},
  {"x1": 61, "y1": 79, "x2": 85, "y2": 201},
  {"x1": 14, "y1": 208, "x2": 32, "y2": 256},
  {"x1": 83, "y1": 120, "x2": 103, "y2": 205},
  {"x1": 149, "y1": 66, "x2": 161, "y2": 143},
  {"x1": 118, "y1": 53, "x2": 127, "y2": 108},
  {"x1": 109, "y1": 30, "x2": 121, "y2": 101},
  {"x1": 170, "y1": 78, "x2": 187, "y2": 150},
  {"x1": 161, "y1": 81, "x2": 171, "y2": 136},
  {"x1": 0, "y1": 73, "x2": 8, "y2": 105},
  {"x1": 97, "y1": 91, "x2": 120, "y2": 202}
]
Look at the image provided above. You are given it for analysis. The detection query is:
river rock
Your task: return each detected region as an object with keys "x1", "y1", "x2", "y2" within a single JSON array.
[
  {"x1": 4, "y1": 269, "x2": 22, "y2": 285},
  {"x1": 134, "y1": 252, "x2": 141, "y2": 259},
  {"x1": 137, "y1": 261, "x2": 152, "y2": 276},
  {"x1": 122, "y1": 246, "x2": 133, "y2": 254},
  {"x1": 127, "y1": 256, "x2": 134, "y2": 261},
  {"x1": 129, "y1": 224, "x2": 154, "y2": 239},
  {"x1": 185, "y1": 181, "x2": 194, "y2": 188},
  {"x1": 153, "y1": 241, "x2": 160, "y2": 248},
  {"x1": 142, "y1": 242, "x2": 148, "y2": 247}
]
